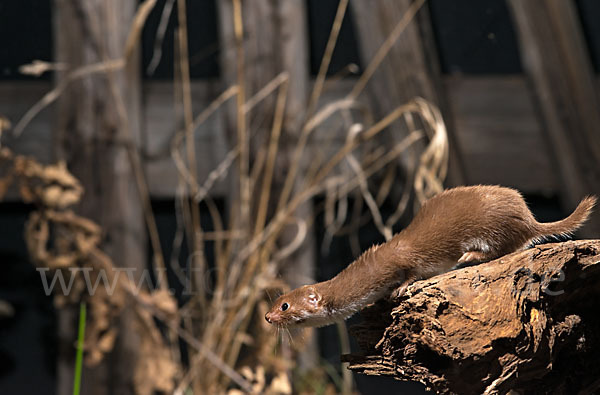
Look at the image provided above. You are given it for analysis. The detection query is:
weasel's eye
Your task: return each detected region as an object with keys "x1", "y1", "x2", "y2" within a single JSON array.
[{"x1": 281, "y1": 302, "x2": 289, "y2": 311}]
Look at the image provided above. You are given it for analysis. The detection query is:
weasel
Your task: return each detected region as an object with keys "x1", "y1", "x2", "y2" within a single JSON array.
[{"x1": 265, "y1": 185, "x2": 596, "y2": 328}]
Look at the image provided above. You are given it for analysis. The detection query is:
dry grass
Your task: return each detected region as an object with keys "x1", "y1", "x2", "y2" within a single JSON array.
[{"x1": 2, "y1": 0, "x2": 449, "y2": 393}]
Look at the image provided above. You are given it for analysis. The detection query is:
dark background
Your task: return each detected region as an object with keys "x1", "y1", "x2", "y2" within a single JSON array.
[{"x1": 1, "y1": 0, "x2": 599, "y2": 393}]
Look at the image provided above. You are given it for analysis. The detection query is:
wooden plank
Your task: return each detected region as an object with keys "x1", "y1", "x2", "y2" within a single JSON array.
[
  {"x1": 444, "y1": 76, "x2": 557, "y2": 192},
  {"x1": 216, "y1": 0, "x2": 319, "y2": 377},
  {"x1": 53, "y1": 1, "x2": 144, "y2": 394},
  {"x1": 0, "y1": 82, "x2": 53, "y2": 164},
  {"x1": 351, "y1": 0, "x2": 466, "y2": 186},
  {"x1": 507, "y1": 0, "x2": 600, "y2": 235},
  {"x1": 141, "y1": 81, "x2": 230, "y2": 197},
  {"x1": 2, "y1": 76, "x2": 564, "y2": 199}
]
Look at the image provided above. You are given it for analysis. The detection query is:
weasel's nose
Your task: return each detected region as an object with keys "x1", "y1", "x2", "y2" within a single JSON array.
[{"x1": 265, "y1": 313, "x2": 272, "y2": 324}]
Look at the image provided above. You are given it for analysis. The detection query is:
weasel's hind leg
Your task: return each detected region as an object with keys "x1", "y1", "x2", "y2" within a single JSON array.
[
  {"x1": 457, "y1": 251, "x2": 491, "y2": 264},
  {"x1": 458, "y1": 238, "x2": 500, "y2": 266}
]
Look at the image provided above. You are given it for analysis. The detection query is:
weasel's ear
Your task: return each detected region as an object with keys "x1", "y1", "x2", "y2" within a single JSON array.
[{"x1": 306, "y1": 287, "x2": 322, "y2": 306}]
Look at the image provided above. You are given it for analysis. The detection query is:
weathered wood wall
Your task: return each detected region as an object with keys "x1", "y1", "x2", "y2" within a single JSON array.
[
  {"x1": 2, "y1": 2, "x2": 600, "y2": 393},
  {"x1": 216, "y1": 0, "x2": 322, "y2": 373},
  {"x1": 352, "y1": 0, "x2": 465, "y2": 186},
  {"x1": 508, "y1": 0, "x2": 600, "y2": 235},
  {"x1": 3, "y1": 75, "x2": 578, "y2": 197},
  {"x1": 52, "y1": 0, "x2": 145, "y2": 394}
]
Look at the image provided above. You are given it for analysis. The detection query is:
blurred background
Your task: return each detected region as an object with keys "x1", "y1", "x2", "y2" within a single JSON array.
[{"x1": 1, "y1": 0, "x2": 599, "y2": 394}]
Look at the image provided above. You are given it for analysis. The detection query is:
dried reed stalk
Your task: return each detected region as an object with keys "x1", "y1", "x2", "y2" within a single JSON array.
[
  {"x1": 176, "y1": 0, "x2": 207, "y2": 317},
  {"x1": 306, "y1": 0, "x2": 349, "y2": 118},
  {"x1": 168, "y1": 0, "x2": 445, "y2": 389},
  {"x1": 9, "y1": 0, "x2": 450, "y2": 392}
]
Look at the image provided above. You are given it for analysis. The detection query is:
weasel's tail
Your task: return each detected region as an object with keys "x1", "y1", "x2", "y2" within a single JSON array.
[{"x1": 535, "y1": 196, "x2": 597, "y2": 237}]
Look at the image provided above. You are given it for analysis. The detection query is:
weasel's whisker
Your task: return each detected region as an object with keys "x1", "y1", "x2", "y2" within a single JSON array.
[
  {"x1": 285, "y1": 328, "x2": 295, "y2": 348},
  {"x1": 274, "y1": 326, "x2": 281, "y2": 353},
  {"x1": 298, "y1": 328, "x2": 306, "y2": 344}
]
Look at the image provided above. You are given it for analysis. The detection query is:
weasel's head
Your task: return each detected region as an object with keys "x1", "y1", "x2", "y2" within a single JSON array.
[{"x1": 265, "y1": 285, "x2": 325, "y2": 328}]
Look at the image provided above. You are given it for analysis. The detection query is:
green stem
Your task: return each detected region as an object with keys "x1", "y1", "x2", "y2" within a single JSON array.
[{"x1": 73, "y1": 302, "x2": 86, "y2": 395}]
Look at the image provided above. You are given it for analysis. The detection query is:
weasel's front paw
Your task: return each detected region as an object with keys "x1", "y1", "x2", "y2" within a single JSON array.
[{"x1": 389, "y1": 283, "x2": 410, "y2": 302}]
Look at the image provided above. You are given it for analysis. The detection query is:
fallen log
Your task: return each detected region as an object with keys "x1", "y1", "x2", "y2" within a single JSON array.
[{"x1": 342, "y1": 240, "x2": 600, "y2": 394}]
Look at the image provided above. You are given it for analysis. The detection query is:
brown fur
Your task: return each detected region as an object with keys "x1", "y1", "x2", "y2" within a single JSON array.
[{"x1": 265, "y1": 185, "x2": 596, "y2": 328}]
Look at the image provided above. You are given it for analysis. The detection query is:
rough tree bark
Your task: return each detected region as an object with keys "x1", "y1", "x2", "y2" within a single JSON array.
[{"x1": 342, "y1": 240, "x2": 600, "y2": 394}]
